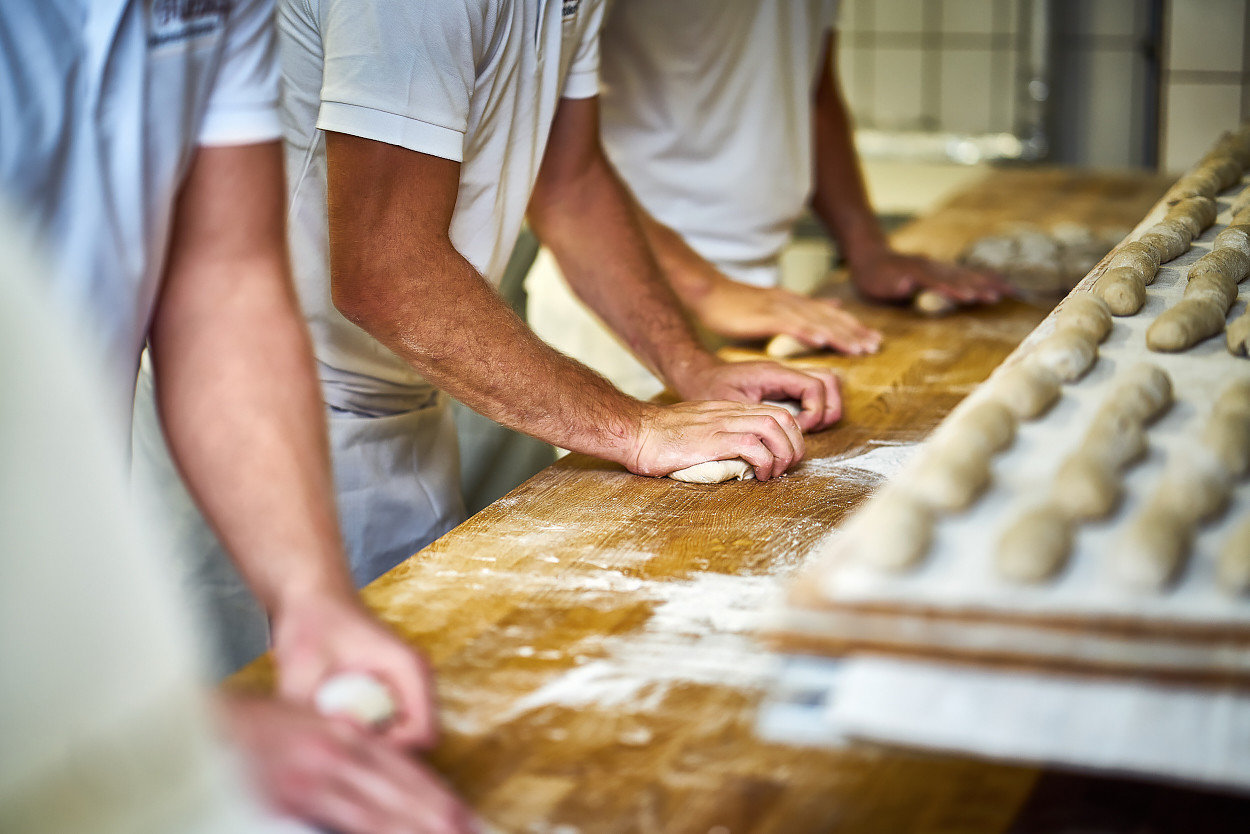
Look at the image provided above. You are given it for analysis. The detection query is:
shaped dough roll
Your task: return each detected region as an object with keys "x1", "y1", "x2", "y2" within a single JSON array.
[
  {"x1": 996, "y1": 504, "x2": 1074, "y2": 583},
  {"x1": 765, "y1": 333, "x2": 812, "y2": 358},
  {"x1": 852, "y1": 489, "x2": 935, "y2": 572},
  {"x1": 1146, "y1": 298, "x2": 1227, "y2": 352},
  {"x1": 1218, "y1": 517, "x2": 1250, "y2": 595},
  {"x1": 1215, "y1": 225, "x2": 1250, "y2": 257},
  {"x1": 1139, "y1": 223, "x2": 1190, "y2": 262},
  {"x1": 936, "y1": 400, "x2": 1017, "y2": 456},
  {"x1": 907, "y1": 446, "x2": 992, "y2": 511},
  {"x1": 1116, "y1": 507, "x2": 1191, "y2": 591},
  {"x1": 988, "y1": 363, "x2": 1061, "y2": 419},
  {"x1": 1103, "y1": 363, "x2": 1173, "y2": 423},
  {"x1": 1093, "y1": 266, "x2": 1147, "y2": 316},
  {"x1": 1105, "y1": 240, "x2": 1162, "y2": 279},
  {"x1": 1050, "y1": 456, "x2": 1121, "y2": 520},
  {"x1": 1229, "y1": 311, "x2": 1250, "y2": 357},
  {"x1": 668, "y1": 458, "x2": 754, "y2": 483},
  {"x1": 1053, "y1": 293, "x2": 1113, "y2": 342},
  {"x1": 1029, "y1": 328, "x2": 1097, "y2": 382}
]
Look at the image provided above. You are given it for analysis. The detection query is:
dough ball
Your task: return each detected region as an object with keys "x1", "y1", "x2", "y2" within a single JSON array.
[
  {"x1": 1139, "y1": 224, "x2": 1189, "y2": 262},
  {"x1": 1146, "y1": 299, "x2": 1227, "y2": 352},
  {"x1": 765, "y1": 333, "x2": 812, "y2": 358},
  {"x1": 1054, "y1": 293, "x2": 1113, "y2": 342},
  {"x1": 1092, "y1": 266, "x2": 1146, "y2": 316},
  {"x1": 668, "y1": 458, "x2": 754, "y2": 484},
  {"x1": 907, "y1": 446, "x2": 992, "y2": 512},
  {"x1": 1050, "y1": 455, "x2": 1121, "y2": 520},
  {"x1": 315, "y1": 673, "x2": 398, "y2": 728},
  {"x1": 1105, "y1": 240, "x2": 1161, "y2": 279},
  {"x1": 1166, "y1": 196, "x2": 1217, "y2": 234},
  {"x1": 1215, "y1": 225, "x2": 1250, "y2": 258},
  {"x1": 1159, "y1": 447, "x2": 1232, "y2": 524},
  {"x1": 1202, "y1": 414, "x2": 1250, "y2": 477},
  {"x1": 1028, "y1": 328, "x2": 1097, "y2": 383},
  {"x1": 915, "y1": 289, "x2": 958, "y2": 316},
  {"x1": 939, "y1": 400, "x2": 1017, "y2": 456},
  {"x1": 1228, "y1": 311, "x2": 1250, "y2": 357},
  {"x1": 852, "y1": 489, "x2": 935, "y2": 572},
  {"x1": 996, "y1": 504, "x2": 1074, "y2": 583},
  {"x1": 1217, "y1": 517, "x2": 1250, "y2": 595},
  {"x1": 988, "y1": 362, "x2": 1062, "y2": 419},
  {"x1": 1117, "y1": 508, "x2": 1191, "y2": 591},
  {"x1": 1105, "y1": 363, "x2": 1173, "y2": 423},
  {"x1": 1081, "y1": 410, "x2": 1147, "y2": 470}
]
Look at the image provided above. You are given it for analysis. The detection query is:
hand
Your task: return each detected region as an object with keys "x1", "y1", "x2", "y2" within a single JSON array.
[
  {"x1": 220, "y1": 695, "x2": 476, "y2": 834},
  {"x1": 691, "y1": 277, "x2": 881, "y2": 355},
  {"x1": 850, "y1": 249, "x2": 1011, "y2": 305},
  {"x1": 270, "y1": 591, "x2": 438, "y2": 749},
  {"x1": 624, "y1": 400, "x2": 806, "y2": 481},
  {"x1": 672, "y1": 359, "x2": 842, "y2": 433}
]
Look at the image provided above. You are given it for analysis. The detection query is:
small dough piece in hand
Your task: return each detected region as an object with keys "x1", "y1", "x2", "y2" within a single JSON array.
[
  {"x1": 1054, "y1": 293, "x2": 1113, "y2": 342},
  {"x1": 988, "y1": 363, "x2": 1061, "y2": 419},
  {"x1": 765, "y1": 334, "x2": 815, "y2": 358},
  {"x1": 315, "y1": 673, "x2": 398, "y2": 728},
  {"x1": 1217, "y1": 517, "x2": 1250, "y2": 595},
  {"x1": 1029, "y1": 328, "x2": 1097, "y2": 382},
  {"x1": 915, "y1": 289, "x2": 958, "y2": 316},
  {"x1": 1117, "y1": 507, "x2": 1191, "y2": 591},
  {"x1": 1146, "y1": 298, "x2": 1227, "y2": 352},
  {"x1": 852, "y1": 489, "x2": 935, "y2": 572},
  {"x1": 1050, "y1": 456, "x2": 1121, "y2": 520},
  {"x1": 1092, "y1": 266, "x2": 1147, "y2": 316},
  {"x1": 996, "y1": 504, "x2": 1074, "y2": 583},
  {"x1": 907, "y1": 446, "x2": 991, "y2": 511},
  {"x1": 668, "y1": 458, "x2": 754, "y2": 484}
]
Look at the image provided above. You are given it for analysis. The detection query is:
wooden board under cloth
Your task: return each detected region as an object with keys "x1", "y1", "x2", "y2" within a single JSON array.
[
  {"x1": 231, "y1": 168, "x2": 1186, "y2": 834},
  {"x1": 774, "y1": 177, "x2": 1250, "y2": 688}
]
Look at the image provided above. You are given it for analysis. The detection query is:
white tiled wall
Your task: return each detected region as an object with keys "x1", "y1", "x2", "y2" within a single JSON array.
[{"x1": 1161, "y1": 0, "x2": 1249, "y2": 171}]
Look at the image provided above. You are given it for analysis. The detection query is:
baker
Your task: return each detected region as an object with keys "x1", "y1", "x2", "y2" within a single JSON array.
[
  {"x1": 527, "y1": 0, "x2": 1012, "y2": 400},
  {"x1": 246, "y1": 0, "x2": 838, "y2": 586},
  {"x1": 0, "y1": 2, "x2": 469, "y2": 830}
]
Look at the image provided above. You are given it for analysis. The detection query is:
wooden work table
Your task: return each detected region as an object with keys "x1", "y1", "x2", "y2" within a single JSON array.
[{"x1": 235, "y1": 168, "x2": 1250, "y2": 831}]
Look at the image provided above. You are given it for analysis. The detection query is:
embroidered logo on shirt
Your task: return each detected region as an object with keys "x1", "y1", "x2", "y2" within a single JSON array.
[
  {"x1": 149, "y1": 0, "x2": 231, "y2": 48},
  {"x1": 561, "y1": 0, "x2": 580, "y2": 17}
]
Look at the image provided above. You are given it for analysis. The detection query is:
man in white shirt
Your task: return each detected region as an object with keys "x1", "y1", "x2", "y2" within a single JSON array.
[
  {"x1": 276, "y1": 0, "x2": 842, "y2": 583},
  {"x1": 0, "y1": 3, "x2": 468, "y2": 831},
  {"x1": 528, "y1": 0, "x2": 1010, "y2": 400}
]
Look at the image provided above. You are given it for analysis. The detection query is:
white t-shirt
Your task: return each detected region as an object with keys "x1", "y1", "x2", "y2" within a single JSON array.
[
  {"x1": 599, "y1": 0, "x2": 839, "y2": 287},
  {"x1": 0, "y1": 212, "x2": 306, "y2": 834},
  {"x1": 279, "y1": 0, "x2": 606, "y2": 411},
  {"x1": 0, "y1": 0, "x2": 282, "y2": 421}
]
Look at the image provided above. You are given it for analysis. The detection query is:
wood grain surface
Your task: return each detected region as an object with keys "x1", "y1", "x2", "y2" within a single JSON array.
[{"x1": 232, "y1": 168, "x2": 1221, "y2": 833}]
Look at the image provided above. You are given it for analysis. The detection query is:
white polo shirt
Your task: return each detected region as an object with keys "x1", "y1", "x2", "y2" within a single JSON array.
[
  {"x1": 279, "y1": 0, "x2": 605, "y2": 411},
  {"x1": 599, "y1": 0, "x2": 839, "y2": 288},
  {"x1": 0, "y1": 0, "x2": 282, "y2": 420}
]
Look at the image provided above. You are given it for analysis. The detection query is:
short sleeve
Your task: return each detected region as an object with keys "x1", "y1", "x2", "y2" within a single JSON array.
[
  {"x1": 315, "y1": 0, "x2": 487, "y2": 163},
  {"x1": 198, "y1": 0, "x2": 283, "y2": 146},
  {"x1": 561, "y1": 1, "x2": 606, "y2": 100}
]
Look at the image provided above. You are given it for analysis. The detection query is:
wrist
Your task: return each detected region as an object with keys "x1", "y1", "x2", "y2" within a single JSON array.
[{"x1": 657, "y1": 346, "x2": 723, "y2": 402}]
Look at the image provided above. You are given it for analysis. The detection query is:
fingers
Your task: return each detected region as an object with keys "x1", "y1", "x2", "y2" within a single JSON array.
[
  {"x1": 339, "y1": 739, "x2": 476, "y2": 834},
  {"x1": 374, "y1": 654, "x2": 440, "y2": 749},
  {"x1": 790, "y1": 305, "x2": 882, "y2": 356},
  {"x1": 717, "y1": 410, "x2": 801, "y2": 480},
  {"x1": 796, "y1": 368, "x2": 842, "y2": 430}
]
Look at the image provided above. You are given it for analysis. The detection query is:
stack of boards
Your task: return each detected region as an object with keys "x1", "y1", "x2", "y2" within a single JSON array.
[{"x1": 775, "y1": 127, "x2": 1250, "y2": 687}]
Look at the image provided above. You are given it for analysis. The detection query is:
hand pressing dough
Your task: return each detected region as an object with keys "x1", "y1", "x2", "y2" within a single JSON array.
[
  {"x1": 1093, "y1": 266, "x2": 1147, "y2": 316},
  {"x1": 667, "y1": 400, "x2": 803, "y2": 483},
  {"x1": 1146, "y1": 298, "x2": 1227, "y2": 352},
  {"x1": 1117, "y1": 507, "x2": 1191, "y2": 591},
  {"x1": 1053, "y1": 293, "x2": 1113, "y2": 342},
  {"x1": 988, "y1": 363, "x2": 1061, "y2": 419},
  {"x1": 906, "y1": 446, "x2": 991, "y2": 511},
  {"x1": 765, "y1": 333, "x2": 812, "y2": 358},
  {"x1": 1050, "y1": 456, "x2": 1121, "y2": 520},
  {"x1": 915, "y1": 289, "x2": 958, "y2": 316},
  {"x1": 316, "y1": 673, "x2": 397, "y2": 728},
  {"x1": 851, "y1": 489, "x2": 935, "y2": 572},
  {"x1": 1218, "y1": 517, "x2": 1250, "y2": 595},
  {"x1": 996, "y1": 504, "x2": 1074, "y2": 583},
  {"x1": 669, "y1": 459, "x2": 754, "y2": 483},
  {"x1": 1028, "y1": 328, "x2": 1097, "y2": 382}
]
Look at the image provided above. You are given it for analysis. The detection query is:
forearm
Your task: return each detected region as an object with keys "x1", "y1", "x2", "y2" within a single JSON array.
[
  {"x1": 810, "y1": 33, "x2": 889, "y2": 269},
  {"x1": 528, "y1": 153, "x2": 719, "y2": 396},
  {"x1": 150, "y1": 254, "x2": 354, "y2": 615}
]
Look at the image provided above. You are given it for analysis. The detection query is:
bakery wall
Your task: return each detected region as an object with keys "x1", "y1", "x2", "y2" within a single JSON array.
[{"x1": 837, "y1": 0, "x2": 1250, "y2": 173}]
